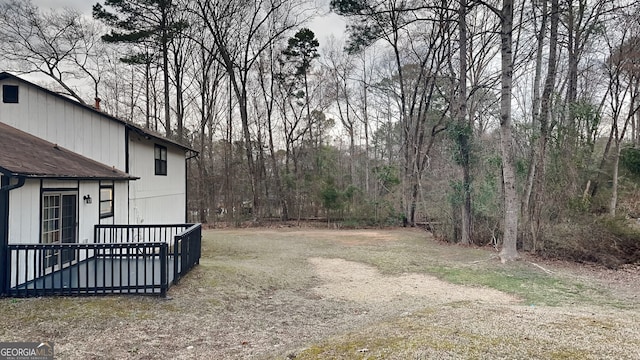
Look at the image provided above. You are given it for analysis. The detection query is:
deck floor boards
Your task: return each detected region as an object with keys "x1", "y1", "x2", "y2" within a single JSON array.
[{"x1": 13, "y1": 256, "x2": 180, "y2": 294}]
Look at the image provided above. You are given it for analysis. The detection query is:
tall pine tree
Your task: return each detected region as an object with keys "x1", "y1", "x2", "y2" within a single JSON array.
[{"x1": 93, "y1": 0, "x2": 186, "y2": 137}]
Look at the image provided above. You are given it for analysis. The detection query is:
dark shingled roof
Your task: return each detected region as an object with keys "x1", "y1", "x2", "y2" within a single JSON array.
[{"x1": 0, "y1": 122, "x2": 137, "y2": 180}]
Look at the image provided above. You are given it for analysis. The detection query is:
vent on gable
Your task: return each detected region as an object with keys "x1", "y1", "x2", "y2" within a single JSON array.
[{"x1": 2, "y1": 85, "x2": 19, "y2": 103}]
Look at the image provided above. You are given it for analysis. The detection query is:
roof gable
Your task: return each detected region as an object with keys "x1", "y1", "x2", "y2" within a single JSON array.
[{"x1": 0, "y1": 72, "x2": 194, "y2": 153}]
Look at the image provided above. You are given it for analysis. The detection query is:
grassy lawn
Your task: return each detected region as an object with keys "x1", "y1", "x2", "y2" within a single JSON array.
[{"x1": 1, "y1": 228, "x2": 637, "y2": 359}]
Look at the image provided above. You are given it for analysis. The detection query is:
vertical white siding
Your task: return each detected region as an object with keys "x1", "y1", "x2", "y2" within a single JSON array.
[
  {"x1": 114, "y1": 181, "x2": 129, "y2": 224},
  {"x1": 128, "y1": 135, "x2": 186, "y2": 224},
  {"x1": 8, "y1": 180, "x2": 40, "y2": 244},
  {"x1": 78, "y1": 182, "x2": 98, "y2": 243},
  {"x1": 9, "y1": 181, "x2": 43, "y2": 287},
  {"x1": 0, "y1": 79, "x2": 126, "y2": 170},
  {"x1": 42, "y1": 179, "x2": 77, "y2": 189}
]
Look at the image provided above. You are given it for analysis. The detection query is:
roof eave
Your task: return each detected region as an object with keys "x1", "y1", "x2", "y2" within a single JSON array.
[{"x1": 0, "y1": 168, "x2": 138, "y2": 181}]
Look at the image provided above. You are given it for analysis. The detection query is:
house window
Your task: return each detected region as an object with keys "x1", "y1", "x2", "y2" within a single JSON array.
[
  {"x1": 100, "y1": 185, "x2": 114, "y2": 218},
  {"x1": 2, "y1": 85, "x2": 19, "y2": 103},
  {"x1": 155, "y1": 144, "x2": 167, "y2": 175}
]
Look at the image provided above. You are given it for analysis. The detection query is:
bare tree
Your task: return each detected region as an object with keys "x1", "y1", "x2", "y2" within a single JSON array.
[
  {"x1": 480, "y1": 0, "x2": 519, "y2": 261},
  {"x1": 332, "y1": 0, "x2": 456, "y2": 226},
  {"x1": 456, "y1": 0, "x2": 472, "y2": 244},
  {"x1": 94, "y1": 0, "x2": 187, "y2": 137},
  {"x1": 322, "y1": 37, "x2": 358, "y2": 183},
  {"x1": 195, "y1": 0, "x2": 312, "y2": 218},
  {"x1": 257, "y1": 43, "x2": 290, "y2": 220},
  {"x1": 604, "y1": 24, "x2": 640, "y2": 216},
  {"x1": 519, "y1": 0, "x2": 561, "y2": 252},
  {"x1": 0, "y1": 0, "x2": 106, "y2": 103}
]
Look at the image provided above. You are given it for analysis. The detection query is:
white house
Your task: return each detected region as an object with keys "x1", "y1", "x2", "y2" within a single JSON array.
[{"x1": 0, "y1": 72, "x2": 199, "y2": 296}]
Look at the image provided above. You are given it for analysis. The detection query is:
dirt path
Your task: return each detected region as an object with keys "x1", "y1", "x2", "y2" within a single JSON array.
[{"x1": 309, "y1": 257, "x2": 518, "y2": 304}]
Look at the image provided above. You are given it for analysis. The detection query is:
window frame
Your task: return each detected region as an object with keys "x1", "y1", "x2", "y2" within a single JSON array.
[
  {"x1": 154, "y1": 144, "x2": 167, "y2": 176},
  {"x1": 2, "y1": 84, "x2": 19, "y2": 103},
  {"x1": 99, "y1": 184, "x2": 114, "y2": 219}
]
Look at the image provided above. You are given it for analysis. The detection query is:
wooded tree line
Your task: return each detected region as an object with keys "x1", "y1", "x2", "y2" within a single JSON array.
[{"x1": 1, "y1": 0, "x2": 639, "y2": 264}]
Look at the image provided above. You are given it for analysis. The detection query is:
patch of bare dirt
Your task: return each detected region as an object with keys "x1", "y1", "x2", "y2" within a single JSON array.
[{"x1": 309, "y1": 257, "x2": 518, "y2": 304}]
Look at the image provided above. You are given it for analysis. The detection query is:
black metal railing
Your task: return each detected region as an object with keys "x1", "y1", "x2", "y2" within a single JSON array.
[
  {"x1": 5, "y1": 224, "x2": 201, "y2": 297},
  {"x1": 173, "y1": 223, "x2": 202, "y2": 284},
  {"x1": 6, "y1": 242, "x2": 168, "y2": 297},
  {"x1": 95, "y1": 223, "x2": 202, "y2": 285},
  {"x1": 94, "y1": 224, "x2": 191, "y2": 245}
]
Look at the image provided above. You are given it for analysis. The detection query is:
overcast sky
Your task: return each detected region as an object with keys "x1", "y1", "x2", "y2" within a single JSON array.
[{"x1": 31, "y1": 0, "x2": 347, "y2": 47}]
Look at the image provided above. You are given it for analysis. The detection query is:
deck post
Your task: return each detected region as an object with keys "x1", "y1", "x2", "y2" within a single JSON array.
[
  {"x1": 160, "y1": 243, "x2": 168, "y2": 297},
  {"x1": 173, "y1": 234, "x2": 180, "y2": 285},
  {"x1": 0, "y1": 175, "x2": 11, "y2": 295}
]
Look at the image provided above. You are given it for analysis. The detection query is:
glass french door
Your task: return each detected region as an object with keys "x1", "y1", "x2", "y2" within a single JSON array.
[{"x1": 42, "y1": 193, "x2": 77, "y2": 269}]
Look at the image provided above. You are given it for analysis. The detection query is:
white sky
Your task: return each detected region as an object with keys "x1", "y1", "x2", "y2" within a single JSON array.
[
  {"x1": 34, "y1": 0, "x2": 92, "y2": 13},
  {"x1": 31, "y1": 0, "x2": 347, "y2": 46}
]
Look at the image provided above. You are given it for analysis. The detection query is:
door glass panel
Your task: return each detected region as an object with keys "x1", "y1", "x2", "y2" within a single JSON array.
[
  {"x1": 42, "y1": 193, "x2": 77, "y2": 268},
  {"x1": 61, "y1": 194, "x2": 77, "y2": 263},
  {"x1": 42, "y1": 194, "x2": 61, "y2": 268}
]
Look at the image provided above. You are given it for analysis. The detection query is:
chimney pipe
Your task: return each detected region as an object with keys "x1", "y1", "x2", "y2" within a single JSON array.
[{"x1": 94, "y1": 97, "x2": 101, "y2": 110}]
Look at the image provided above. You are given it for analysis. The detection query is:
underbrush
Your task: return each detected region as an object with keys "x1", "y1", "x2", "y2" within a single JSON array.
[{"x1": 541, "y1": 215, "x2": 640, "y2": 268}]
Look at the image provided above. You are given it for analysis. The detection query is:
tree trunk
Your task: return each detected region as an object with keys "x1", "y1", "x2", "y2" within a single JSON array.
[
  {"x1": 175, "y1": 50, "x2": 184, "y2": 142},
  {"x1": 458, "y1": 0, "x2": 472, "y2": 245},
  {"x1": 225, "y1": 80, "x2": 233, "y2": 218},
  {"x1": 499, "y1": 0, "x2": 519, "y2": 262},
  {"x1": 198, "y1": 125, "x2": 208, "y2": 224},
  {"x1": 268, "y1": 122, "x2": 288, "y2": 220},
  {"x1": 522, "y1": 0, "x2": 548, "y2": 220},
  {"x1": 530, "y1": 0, "x2": 559, "y2": 252},
  {"x1": 161, "y1": 10, "x2": 172, "y2": 138},
  {"x1": 237, "y1": 88, "x2": 259, "y2": 219},
  {"x1": 610, "y1": 145, "x2": 620, "y2": 216},
  {"x1": 145, "y1": 59, "x2": 151, "y2": 129},
  {"x1": 361, "y1": 55, "x2": 371, "y2": 193}
]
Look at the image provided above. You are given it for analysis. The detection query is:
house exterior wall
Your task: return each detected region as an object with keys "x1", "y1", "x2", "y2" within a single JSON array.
[
  {"x1": 128, "y1": 134, "x2": 186, "y2": 224},
  {"x1": 0, "y1": 77, "x2": 190, "y2": 226},
  {"x1": 7, "y1": 179, "x2": 60, "y2": 287},
  {"x1": 1, "y1": 74, "x2": 193, "y2": 293},
  {"x1": 8, "y1": 179, "x2": 129, "y2": 245},
  {"x1": 0, "y1": 78, "x2": 126, "y2": 171},
  {"x1": 78, "y1": 181, "x2": 99, "y2": 243},
  {"x1": 7, "y1": 178, "x2": 130, "y2": 287},
  {"x1": 7, "y1": 180, "x2": 40, "y2": 245}
]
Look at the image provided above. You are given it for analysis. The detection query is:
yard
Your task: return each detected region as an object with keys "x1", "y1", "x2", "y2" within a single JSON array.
[{"x1": 1, "y1": 227, "x2": 639, "y2": 359}]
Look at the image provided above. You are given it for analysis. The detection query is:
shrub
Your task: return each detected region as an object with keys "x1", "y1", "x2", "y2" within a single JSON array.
[{"x1": 541, "y1": 215, "x2": 640, "y2": 268}]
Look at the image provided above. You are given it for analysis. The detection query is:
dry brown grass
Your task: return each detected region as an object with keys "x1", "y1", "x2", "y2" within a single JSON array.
[{"x1": 1, "y1": 228, "x2": 638, "y2": 359}]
